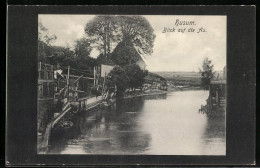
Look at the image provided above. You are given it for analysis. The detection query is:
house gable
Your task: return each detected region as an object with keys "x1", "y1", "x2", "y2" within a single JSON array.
[{"x1": 111, "y1": 40, "x2": 146, "y2": 68}]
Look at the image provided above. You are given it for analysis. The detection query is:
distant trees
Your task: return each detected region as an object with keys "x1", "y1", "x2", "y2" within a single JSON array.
[
  {"x1": 49, "y1": 40, "x2": 96, "y2": 69},
  {"x1": 38, "y1": 21, "x2": 96, "y2": 69},
  {"x1": 38, "y1": 21, "x2": 57, "y2": 62},
  {"x1": 199, "y1": 58, "x2": 216, "y2": 90},
  {"x1": 39, "y1": 37, "x2": 96, "y2": 69}
]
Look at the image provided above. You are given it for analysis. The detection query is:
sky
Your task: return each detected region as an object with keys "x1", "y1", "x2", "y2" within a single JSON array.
[{"x1": 39, "y1": 15, "x2": 226, "y2": 72}]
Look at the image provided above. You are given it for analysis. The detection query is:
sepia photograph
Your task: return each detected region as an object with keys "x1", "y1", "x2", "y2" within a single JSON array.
[{"x1": 37, "y1": 15, "x2": 226, "y2": 155}]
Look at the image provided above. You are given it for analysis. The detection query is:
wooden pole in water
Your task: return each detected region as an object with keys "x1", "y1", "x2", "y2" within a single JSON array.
[
  {"x1": 39, "y1": 62, "x2": 41, "y2": 70},
  {"x1": 39, "y1": 62, "x2": 41, "y2": 79},
  {"x1": 57, "y1": 63, "x2": 60, "y2": 90},
  {"x1": 67, "y1": 66, "x2": 70, "y2": 98},
  {"x1": 51, "y1": 65, "x2": 53, "y2": 80},
  {"x1": 67, "y1": 66, "x2": 70, "y2": 84},
  {"x1": 93, "y1": 66, "x2": 96, "y2": 86},
  {"x1": 44, "y1": 63, "x2": 47, "y2": 79},
  {"x1": 96, "y1": 66, "x2": 99, "y2": 86},
  {"x1": 102, "y1": 73, "x2": 106, "y2": 94}
]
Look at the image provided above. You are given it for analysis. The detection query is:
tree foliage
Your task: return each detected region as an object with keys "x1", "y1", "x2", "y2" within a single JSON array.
[
  {"x1": 74, "y1": 38, "x2": 92, "y2": 60},
  {"x1": 84, "y1": 15, "x2": 156, "y2": 57},
  {"x1": 108, "y1": 66, "x2": 129, "y2": 96},
  {"x1": 124, "y1": 64, "x2": 147, "y2": 89},
  {"x1": 107, "y1": 64, "x2": 147, "y2": 96},
  {"x1": 38, "y1": 21, "x2": 96, "y2": 69},
  {"x1": 73, "y1": 38, "x2": 97, "y2": 67},
  {"x1": 38, "y1": 22, "x2": 57, "y2": 45},
  {"x1": 38, "y1": 21, "x2": 57, "y2": 62},
  {"x1": 47, "y1": 46, "x2": 74, "y2": 65},
  {"x1": 47, "y1": 44, "x2": 97, "y2": 72},
  {"x1": 84, "y1": 16, "x2": 120, "y2": 57},
  {"x1": 199, "y1": 58, "x2": 216, "y2": 90},
  {"x1": 117, "y1": 16, "x2": 156, "y2": 55}
]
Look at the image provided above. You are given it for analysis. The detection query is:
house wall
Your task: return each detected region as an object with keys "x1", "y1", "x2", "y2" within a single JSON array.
[
  {"x1": 101, "y1": 64, "x2": 114, "y2": 77},
  {"x1": 136, "y1": 60, "x2": 146, "y2": 70}
]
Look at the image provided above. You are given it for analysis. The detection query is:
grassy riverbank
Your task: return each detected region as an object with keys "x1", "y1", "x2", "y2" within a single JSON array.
[
  {"x1": 123, "y1": 86, "x2": 203, "y2": 99},
  {"x1": 167, "y1": 86, "x2": 203, "y2": 92},
  {"x1": 123, "y1": 89, "x2": 167, "y2": 98}
]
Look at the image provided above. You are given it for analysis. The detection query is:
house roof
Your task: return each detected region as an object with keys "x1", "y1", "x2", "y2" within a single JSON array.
[
  {"x1": 112, "y1": 40, "x2": 146, "y2": 65},
  {"x1": 96, "y1": 53, "x2": 115, "y2": 66},
  {"x1": 97, "y1": 40, "x2": 147, "y2": 67}
]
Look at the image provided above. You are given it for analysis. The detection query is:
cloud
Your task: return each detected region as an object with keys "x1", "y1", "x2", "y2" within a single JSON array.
[
  {"x1": 145, "y1": 15, "x2": 226, "y2": 71},
  {"x1": 39, "y1": 15, "x2": 94, "y2": 47}
]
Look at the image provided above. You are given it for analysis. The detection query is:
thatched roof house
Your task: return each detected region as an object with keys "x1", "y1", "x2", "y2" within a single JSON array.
[{"x1": 107, "y1": 40, "x2": 147, "y2": 70}]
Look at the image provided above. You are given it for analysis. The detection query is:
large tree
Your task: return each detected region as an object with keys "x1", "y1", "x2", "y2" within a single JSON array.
[
  {"x1": 74, "y1": 38, "x2": 92, "y2": 59},
  {"x1": 84, "y1": 15, "x2": 156, "y2": 57},
  {"x1": 73, "y1": 37, "x2": 97, "y2": 67},
  {"x1": 84, "y1": 16, "x2": 120, "y2": 57},
  {"x1": 199, "y1": 58, "x2": 216, "y2": 90},
  {"x1": 116, "y1": 16, "x2": 156, "y2": 55}
]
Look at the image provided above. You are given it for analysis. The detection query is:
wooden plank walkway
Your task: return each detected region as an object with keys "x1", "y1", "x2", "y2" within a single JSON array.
[
  {"x1": 39, "y1": 95, "x2": 104, "y2": 154},
  {"x1": 38, "y1": 123, "x2": 52, "y2": 154}
]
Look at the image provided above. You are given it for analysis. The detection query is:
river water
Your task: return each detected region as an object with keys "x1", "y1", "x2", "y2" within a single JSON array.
[{"x1": 48, "y1": 90, "x2": 226, "y2": 155}]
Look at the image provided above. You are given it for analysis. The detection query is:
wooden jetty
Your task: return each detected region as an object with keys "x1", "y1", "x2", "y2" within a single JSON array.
[
  {"x1": 37, "y1": 62, "x2": 116, "y2": 154},
  {"x1": 38, "y1": 96, "x2": 104, "y2": 154},
  {"x1": 199, "y1": 80, "x2": 226, "y2": 117}
]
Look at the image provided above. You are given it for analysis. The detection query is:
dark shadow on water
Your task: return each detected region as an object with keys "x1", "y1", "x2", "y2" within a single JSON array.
[
  {"x1": 116, "y1": 93, "x2": 167, "y2": 113},
  {"x1": 203, "y1": 115, "x2": 225, "y2": 140},
  {"x1": 48, "y1": 93, "x2": 170, "y2": 154},
  {"x1": 116, "y1": 96, "x2": 144, "y2": 113}
]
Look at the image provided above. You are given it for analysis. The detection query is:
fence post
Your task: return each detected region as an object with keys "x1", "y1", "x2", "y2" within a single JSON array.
[
  {"x1": 39, "y1": 62, "x2": 42, "y2": 71},
  {"x1": 51, "y1": 65, "x2": 53, "y2": 80}
]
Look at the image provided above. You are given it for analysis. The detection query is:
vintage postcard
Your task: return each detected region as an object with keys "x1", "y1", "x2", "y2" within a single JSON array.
[
  {"x1": 37, "y1": 15, "x2": 226, "y2": 155},
  {"x1": 6, "y1": 5, "x2": 255, "y2": 166}
]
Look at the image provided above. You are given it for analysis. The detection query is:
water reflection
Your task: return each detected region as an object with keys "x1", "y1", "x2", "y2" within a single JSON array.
[
  {"x1": 201, "y1": 116, "x2": 226, "y2": 155},
  {"x1": 48, "y1": 91, "x2": 225, "y2": 155}
]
